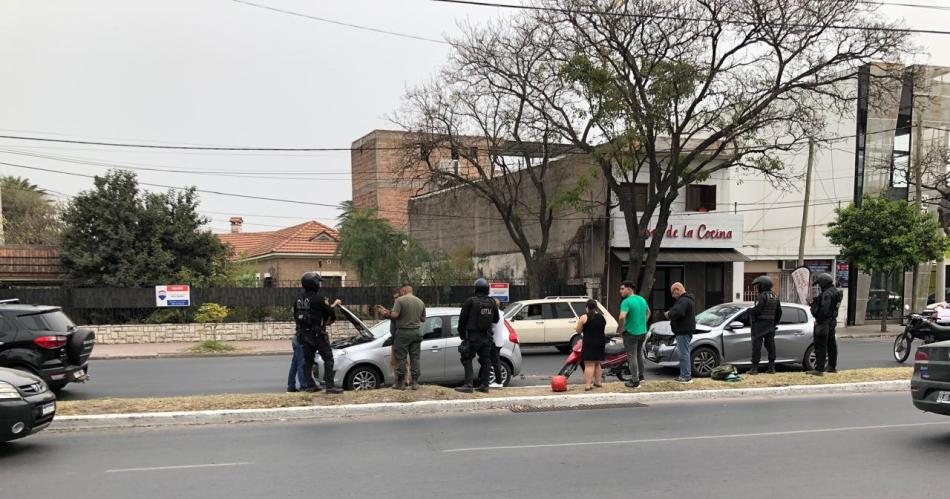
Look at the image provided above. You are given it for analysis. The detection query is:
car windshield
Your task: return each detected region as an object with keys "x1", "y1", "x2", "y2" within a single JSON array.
[
  {"x1": 17, "y1": 310, "x2": 75, "y2": 332},
  {"x1": 695, "y1": 304, "x2": 745, "y2": 327},
  {"x1": 504, "y1": 303, "x2": 524, "y2": 320},
  {"x1": 368, "y1": 319, "x2": 393, "y2": 339}
]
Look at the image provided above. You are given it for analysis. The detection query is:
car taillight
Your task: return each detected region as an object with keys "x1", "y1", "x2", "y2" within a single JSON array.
[
  {"x1": 915, "y1": 350, "x2": 929, "y2": 362},
  {"x1": 505, "y1": 321, "x2": 519, "y2": 344},
  {"x1": 34, "y1": 335, "x2": 68, "y2": 349}
]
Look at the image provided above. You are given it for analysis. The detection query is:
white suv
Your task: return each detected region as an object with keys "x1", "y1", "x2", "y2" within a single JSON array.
[{"x1": 503, "y1": 296, "x2": 618, "y2": 352}]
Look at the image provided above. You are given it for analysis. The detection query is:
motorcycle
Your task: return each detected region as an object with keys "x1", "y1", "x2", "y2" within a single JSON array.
[
  {"x1": 557, "y1": 334, "x2": 631, "y2": 381},
  {"x1": 893, "y1": 313, "x2": 950, "y2": 363}
]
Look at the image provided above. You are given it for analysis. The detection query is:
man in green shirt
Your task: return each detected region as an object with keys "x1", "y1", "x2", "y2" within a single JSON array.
[
  {"x1": 384, "y1": 283, "x2": 426, "y2": 390},
  {"x1": 617, "y1": 280, "x2": 650, "y2": 389}
]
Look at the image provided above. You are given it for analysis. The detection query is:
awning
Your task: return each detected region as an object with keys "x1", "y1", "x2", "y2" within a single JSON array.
[{"x1": 611, "y1": 248, "x2": 751, "y2": 263}]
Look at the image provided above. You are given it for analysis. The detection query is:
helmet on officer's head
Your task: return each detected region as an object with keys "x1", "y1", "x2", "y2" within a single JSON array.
[
  {"x1": 301, "y1": 272, "x2": 322, "y2": 291},
  {"x1": 752, "y1": 275, "x2": 773, "y2": 292},
  {"x1": 474, "y1": 278, "x2": 490, "y2": 294},
  {"x1": 814, "y1": 273, "x2": 834, "y2": 289}
]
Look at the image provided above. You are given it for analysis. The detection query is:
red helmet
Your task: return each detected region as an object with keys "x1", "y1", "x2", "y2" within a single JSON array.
[{"x1": 551, "y1": 375, "x2": 568, "y2": 392}]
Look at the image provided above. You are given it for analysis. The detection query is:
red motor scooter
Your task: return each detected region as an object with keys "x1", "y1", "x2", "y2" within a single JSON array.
[{"x1": 557, "y1": 335, "x2": 632, "y2": 381}]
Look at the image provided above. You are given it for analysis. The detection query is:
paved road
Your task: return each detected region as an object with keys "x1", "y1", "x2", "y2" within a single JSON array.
[
  {"x1": 56, "y1": 339, "x2": 907, "y2": 400},
  {"x1": 3, "y1": 392, "x2": 948, "y2": 498}
]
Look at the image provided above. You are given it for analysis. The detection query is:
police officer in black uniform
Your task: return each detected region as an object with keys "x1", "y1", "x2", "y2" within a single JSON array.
[
  {"x1": 809, "y1": 273, "x2": 838, "y2": 376},
  {"x1": 455, "y1": 278, "x2": 499, "y2": 394},
  {"x1": 749, "y1": 275, "x2": 782, "y2": 375},
  {"x1": 294, "y1": 272, "x2": 344, "y2": 394},
  {"x1": 827, "y1": 287, "x2": 844, "y2": 373}
]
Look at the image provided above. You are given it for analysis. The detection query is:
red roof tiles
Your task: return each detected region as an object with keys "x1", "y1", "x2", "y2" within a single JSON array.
[{"x1": 217, "y1": 221, "x2": 339, "y2": 260}]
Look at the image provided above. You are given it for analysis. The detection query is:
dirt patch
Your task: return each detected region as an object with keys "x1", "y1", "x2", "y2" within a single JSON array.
[{"x1": 57, "y1": 367, "x2": 912, "y2": 416}]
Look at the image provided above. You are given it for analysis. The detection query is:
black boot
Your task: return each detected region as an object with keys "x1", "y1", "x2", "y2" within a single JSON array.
[
  {"x1": 411, "y1": 377, "x2": 420, "y2": 391},
  {"x1": 766, "y1": 363, "x2": 776, "y2": 374},
  {"x1": 748, "y1": 364, "x2": 759, "y2": 376},
  {"x1": 455, "y1": 384, "x2": 474, "y2": 393},
  {"x1": 393, "y1": 379, "x2": 406, "y2": 390}
]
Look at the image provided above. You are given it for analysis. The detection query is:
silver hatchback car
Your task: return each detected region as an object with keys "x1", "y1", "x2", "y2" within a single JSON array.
[
  {"x1": 318, "y1": 306, "x2": 523, "y2": 390},
  {"x1": 645, "y1": 302, "x2": 817, "y2": 377}
]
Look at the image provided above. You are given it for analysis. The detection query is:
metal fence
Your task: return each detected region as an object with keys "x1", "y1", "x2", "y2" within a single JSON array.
[{"x1": 0, "y1": 284, "x2": 587, "y2": 325}]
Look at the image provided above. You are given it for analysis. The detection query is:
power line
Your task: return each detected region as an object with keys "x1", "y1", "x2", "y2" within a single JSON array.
[
  {"x1": 430, "y1": 0, "x2": 950, "y2": 36},
  {"x1": 232, "y1": 0, "x2": 449, "y2": 44}
]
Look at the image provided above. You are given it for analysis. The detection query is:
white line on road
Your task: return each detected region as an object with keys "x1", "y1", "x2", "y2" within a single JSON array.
[
  {"x1": 443, "y1": 421, "x2": 950, "y2": 453},
  {"x1": 105, "y1": 462, "x2": 251, "y2": 473}
]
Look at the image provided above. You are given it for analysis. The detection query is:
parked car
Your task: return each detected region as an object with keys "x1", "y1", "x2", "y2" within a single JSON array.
[
  {"x1": 645, "y1": 302, "x2": 817, "y2": 377},
  {"x1": 911, "y1": 339, "x2": 950, "y2": 416},
  {"x1": 0, "y1": 300, "x2": 95, "y2": 392},
  {"x1": 317, "y1": 306, "x2": 522, "y2": 390},
  {"x1": 0, "y1": 367, "x2": 56, "y2": 443},
  {"x1": 504, "y1": 297, "x2": 618, "y2": 352}
]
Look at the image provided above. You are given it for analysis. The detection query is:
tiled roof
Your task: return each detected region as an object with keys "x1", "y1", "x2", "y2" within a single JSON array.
[{"x1": 217, "y1": 221, "x2": 339, "y2": 260}]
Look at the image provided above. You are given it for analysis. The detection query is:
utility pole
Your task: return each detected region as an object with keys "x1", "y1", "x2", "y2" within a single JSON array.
[
  {"x1": 912, "y1": 118, "x2": 924, "y2": 312},
  {"x1": 798, "y1": 138, "x2": 815, "y2": 267}
]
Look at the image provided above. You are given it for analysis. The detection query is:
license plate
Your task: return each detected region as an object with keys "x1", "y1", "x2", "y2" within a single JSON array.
[
  {"x1": 937, "y1": 392, "x2": 950, "y2": 404},
  {"x1": 41, "y1": 402, "x2": 55, "y2": 416},
  {"x1": 73, "y1": 370, "x2": 85, "y2": 379}
]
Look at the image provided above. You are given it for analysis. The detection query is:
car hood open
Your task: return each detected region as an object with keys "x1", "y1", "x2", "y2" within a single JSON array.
[
  {"x1": 648, "y1": 321, "x2": 713, "y2": 336},
  {"x1": 332, "y1": 305, "x2": 378, "y2": 348}
]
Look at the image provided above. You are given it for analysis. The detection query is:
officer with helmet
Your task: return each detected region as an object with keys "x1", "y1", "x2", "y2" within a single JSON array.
[
  {"x1": 809, "y1": 273, "x2": 838, "y2": 376},
  {"x1": 294, "y1": 272, "x2": 344, "y2": 394},
  {"x1": 455, "y1": 278, "x2": 500, "y2": 393},
  {"x1": 749, "y1": 275, "x2": 782, "y2": 375}
]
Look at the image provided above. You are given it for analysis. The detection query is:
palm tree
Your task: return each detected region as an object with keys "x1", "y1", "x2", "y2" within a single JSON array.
[{"x1": 1, "y1": 176, "x2": 46, "y2": 195}]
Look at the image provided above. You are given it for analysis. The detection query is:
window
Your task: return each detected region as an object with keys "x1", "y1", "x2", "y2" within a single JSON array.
[
  {"x1": 686, "y1": 185, "x2": 716, "y2": 212},
  {"x1": 518, "y1": 304, "x2": 543, "y2": 321},
  {"x1": 312, "y1": 232, "x2": 335, "y2": 242},
  {"x1": 422, "y1": 316, "x2": 445, "y2": 340},
  {"x1": 548, "y1": 302, "x2": 577, "y2": 319},
  {"x1": 450, "y1": 316, "x2": 460, "y2": 337},
  {"x1": 570, "y1": 302, "x2": 587, "y2": 317},
  {"x1": 17, "y1": 311, "x2": 75, "y2": 332},
  {"x1": 620, "y1": 183, "x2": 648, "y2": 212},
  {"x1": 779, "y1": 307, "x2": 808, "y2": 325}
]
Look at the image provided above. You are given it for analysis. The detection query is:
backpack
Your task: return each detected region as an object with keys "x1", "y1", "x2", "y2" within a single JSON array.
[
  {"x1": 711, "y1": 364, "x2": 737, "y2": 380},
  {"x1": 473, "y1": 296, "x2": 495, "y2": 331},
  {"x1": 295, "y1": 295, "x2": 315, "y2": 329}
]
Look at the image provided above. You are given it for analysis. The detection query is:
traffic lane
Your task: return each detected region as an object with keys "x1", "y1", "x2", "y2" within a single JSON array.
[
  {"x1": 3, "y1": 392, "x2": 949, "y2": 498},
  {"x1": 55, "y1": 338, "x2": 907, "y2": 400}
]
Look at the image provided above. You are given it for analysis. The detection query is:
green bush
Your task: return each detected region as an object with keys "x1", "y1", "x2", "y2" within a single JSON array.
[{"x1": 194, "y1": 303, "x2": 229, "y2": 324}]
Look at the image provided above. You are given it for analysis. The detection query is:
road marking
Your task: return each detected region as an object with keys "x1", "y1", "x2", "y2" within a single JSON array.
[
  {"x1": 442, "y1": 421, "x2": 950, "y2": 453},
  {"x1": 105, "y1": 462, "x2": 251, "y2": 473}
]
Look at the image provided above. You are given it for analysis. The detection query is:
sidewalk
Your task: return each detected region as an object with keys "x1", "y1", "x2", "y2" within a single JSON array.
[
  {"x1": 837, "y1": 324, "x2": 903, "y2": 339},
  {"x1": 91, "y1": 340, "x2": 291, "y2": 359}
]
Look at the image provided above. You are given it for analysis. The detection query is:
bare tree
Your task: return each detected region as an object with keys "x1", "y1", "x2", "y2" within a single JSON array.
[{"x1": 446, "y1": 0, "x2": 909, "y2": 295}]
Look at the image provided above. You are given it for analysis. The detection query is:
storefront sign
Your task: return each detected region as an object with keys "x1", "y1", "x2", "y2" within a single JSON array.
[
  {"x1": 610, "y1": 212, "x2": 744, "y2": 250},
  {"x1": 803, "y1": 259, "x2": 833, "y2": 274},
  {"x1": 836, "y1": 262, "x2": 850, "y2": 287},
  {"x1": 489, "y1": 283, "x2": 510, "y2": 303},
  {"x1": 644, "y1": 224, "x2": 735, "y2": 241},
  {"x1": 155, "y1": 285, "x2": 190, "y2": 307}
]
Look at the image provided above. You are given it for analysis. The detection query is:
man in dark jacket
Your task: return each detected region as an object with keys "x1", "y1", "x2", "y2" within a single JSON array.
[
  {"x1": 665, "y1": 282, "x2": 695, "y2": 383},
  {"x1": 809, "y1": 273, "x2": 838, "y2": 376},
  {"x1": 827, "y1": 288, "x2": 844, "y2": 373},
  {"x1": 455, "y1": 278, "x2": 499, "y2": 394},
  {"x1": 749, "y1": 275, "x2": 782, "y2": 375},
  {"x1": 294, "y1": 272, "x2": 343, "y2": 394}
]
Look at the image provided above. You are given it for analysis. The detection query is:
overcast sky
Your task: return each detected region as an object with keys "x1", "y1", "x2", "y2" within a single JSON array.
[{"x1": 1, "y1": 0, "x2": 949, "y2": 234}]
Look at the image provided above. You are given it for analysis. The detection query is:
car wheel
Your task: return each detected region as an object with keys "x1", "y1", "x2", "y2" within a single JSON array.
[
  {"x1": 490, "y1": 359, "x2": 513, "y2": 386},
  {"x1": 690, "y1": 347, "x2": 719, "y2": 378},
  {"x1": 802, "y1": 344, "x2": 816, "y2": 371},
  {"x1": 893, "y1": 333, "x2": 913, "y2": 363},
  {"x1": 343, "y1": 365, "x2": 382, "y2": 391}
]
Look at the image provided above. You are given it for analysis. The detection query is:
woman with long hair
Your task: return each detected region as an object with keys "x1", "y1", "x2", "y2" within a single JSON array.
[{"x1": 576, "y1": 299, "x2": 606, "y2": 390}]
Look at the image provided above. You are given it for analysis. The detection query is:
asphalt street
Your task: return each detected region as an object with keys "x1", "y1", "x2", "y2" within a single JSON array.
[
  {"x1": 2, "y1": 392, "x2": 948, "y2": 498},
  {"x1": 56, "y1": 339, "x2": 906, "y2": 400}
]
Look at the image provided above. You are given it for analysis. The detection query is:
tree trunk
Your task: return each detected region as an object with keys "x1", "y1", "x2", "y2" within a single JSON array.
[
  {"x1": 624, "y1": 198, "x2": 675, "y2": 299},
  {"x1": 881, "y1": 270, "x2": 892, "y2": 333},
  {"x1": 524, "y1": 256, "x2": 546, "y2": 299}
]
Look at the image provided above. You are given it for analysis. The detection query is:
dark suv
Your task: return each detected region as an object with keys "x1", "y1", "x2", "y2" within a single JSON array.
[{"x1": 0, "y1": 300, "x2": 94, "y2": 392}]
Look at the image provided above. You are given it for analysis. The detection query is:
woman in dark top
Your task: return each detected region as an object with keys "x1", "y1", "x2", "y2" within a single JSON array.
[{"x1": 576, "y1": 299, "x2": 606, "y2": 391}]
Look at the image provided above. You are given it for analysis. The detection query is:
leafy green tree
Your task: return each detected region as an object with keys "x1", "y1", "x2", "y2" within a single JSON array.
[
  {"x1": 60, "y1": 170, "x2": 229, "y2": 287},
  {"x1": 1, "y1": 176, "x2": 61, "y2": 245},
  {"x1": 827, "y1": 195, "x2": 948, "y2": 332},
  {"x1": 336, "y1": 201, "x2": 403, "y2": 286}
]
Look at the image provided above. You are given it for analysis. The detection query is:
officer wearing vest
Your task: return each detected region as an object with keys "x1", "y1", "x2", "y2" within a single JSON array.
[
  {"x1": 749, "y1": 275, "x2": 782, "y2": 375},
  {"x1": 294, "y1": 272, "x2": 344, "y2": 394},
  {"x1": 455, "y1": 278, "x2": 499, "y2": 394},
  {"x1": 809, "y1": 273, "x2": 838, "y2": 376}
]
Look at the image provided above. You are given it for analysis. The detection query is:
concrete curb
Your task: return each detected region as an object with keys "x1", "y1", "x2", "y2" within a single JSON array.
[
  {"x1": 91, "y1": 351, "x2": 288, "y2": 361},
  {"x1": 49, "y1": 380, "x2": 910, "y2": 432}
]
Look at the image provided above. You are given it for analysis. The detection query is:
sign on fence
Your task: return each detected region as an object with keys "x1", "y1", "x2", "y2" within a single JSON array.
[
  {"x1": 155, "y1": 285, "x2": 191, "y2": 307},
  {"x1": 489, "y1": 282, "x2": 510, "y2": 303}
]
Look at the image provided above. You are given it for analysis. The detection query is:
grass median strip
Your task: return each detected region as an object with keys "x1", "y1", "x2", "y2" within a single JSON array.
[{"x1": 57, "y1": 367, "x2": 913, "y2": 416}]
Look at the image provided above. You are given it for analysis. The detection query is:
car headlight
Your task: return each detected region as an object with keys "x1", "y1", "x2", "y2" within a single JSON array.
[
  {"x1": 332, "y1": 349, "x2": 348, "y2": 359},
  {"x1": 0, "y1": 381, "x2": 23, "y2": 400}
]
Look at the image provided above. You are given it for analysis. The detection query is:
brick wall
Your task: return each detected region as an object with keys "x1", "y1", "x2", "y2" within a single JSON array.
[{"x1": 89, "y1": 320, "x2": 383, "y2": 344}]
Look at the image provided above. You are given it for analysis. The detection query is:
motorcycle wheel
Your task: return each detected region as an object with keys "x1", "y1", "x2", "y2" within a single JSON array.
[
  {"x1": 893, "y1": 333, "x2": 913, "y2": 363},
  {"x1": 558, "y1": 362, "x2": 578, "y2": 379},
  {"x1": 615, "y1": 364, "x2": 631, "y2": 382}
]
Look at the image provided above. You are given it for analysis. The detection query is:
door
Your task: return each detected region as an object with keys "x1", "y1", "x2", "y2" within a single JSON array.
[
  {"x1": 721, "y1": 310, "x2": 753, "y2": 364},
  {"x1": 543, "y1": 302, "x2": 579, "y2": 344},
  {"x1": 509, "y1": 303, "x2": 545, "y2": 344},
  {"x1": 444, "y1": 316, "x2": 464, "y2": 380},
  {"x1": 419, "y1": 316, "x2": 448, "y2": 381},
  {"x1": 649, "y1": 266, "x2": 685, "y2": 324},
  {"x1": 774, "y1": 306, "x2": 810, "y2": 362}
]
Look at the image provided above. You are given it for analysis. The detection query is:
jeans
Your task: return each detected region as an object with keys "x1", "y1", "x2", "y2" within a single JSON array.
[
  {"x1": 675, "y1": 334, "x2": 692, "y2": 379},
  {"x1": 287, "y1": 335, "x2": 309, "y2": 390},
  {"x1": 394, "y1": 329, "x2": 422, "y2": 382},
  {"x1": 622, "y1": 334, "x2": 646, "y2": 381}
]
